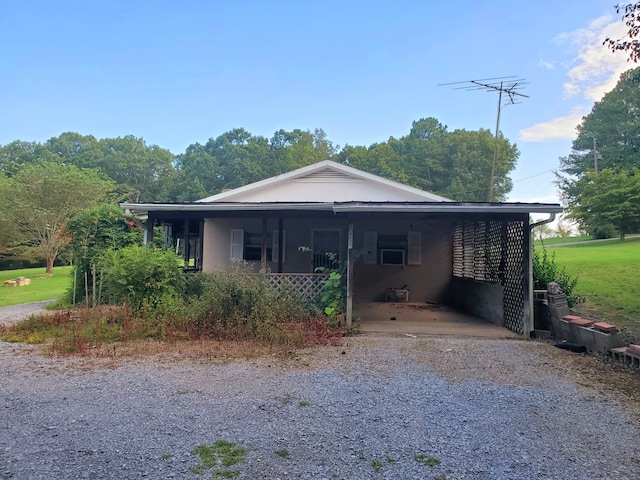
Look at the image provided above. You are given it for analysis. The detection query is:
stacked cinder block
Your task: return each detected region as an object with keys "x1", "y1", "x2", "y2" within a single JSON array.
[
  {"x1": 612, "y1": 345, "x2": 640, "y2": 368},
  {"x1": 559, "y1": 315, "x2": 625, "y2": 354}
]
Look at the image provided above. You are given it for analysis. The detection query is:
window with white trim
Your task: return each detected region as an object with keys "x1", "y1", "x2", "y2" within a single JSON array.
[
  {"x1": 363, "y1": 230, "x2": 421, "y2": 265},
  {"x1": 230, "y1": 229, "x2": 286, "y2": 262}
]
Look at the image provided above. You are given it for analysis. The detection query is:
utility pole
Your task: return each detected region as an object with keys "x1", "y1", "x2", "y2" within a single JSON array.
[
  {"x1": 440, "y1": 76, "x2": 528, "y2": 201},
  {"x1": 593, "y1": 138, "x2": 601, "y2": 173}
]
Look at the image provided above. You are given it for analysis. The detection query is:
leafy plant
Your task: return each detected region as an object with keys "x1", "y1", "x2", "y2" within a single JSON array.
[
  {"x1": 101, "y1": 245, "x2": 184, "y2": 311},
  {"x1": 532, "y1": 245, "x2": 580, "y2": 307},
  {"x1": 371, "y1": 459, "x2": 383, "y2": 472},
  {"x1": 320, "y1": 271, "x2": 344, "y2": 326},
  {"x1": 274, "y1": 449, "x2": 289, "y2": 458}
]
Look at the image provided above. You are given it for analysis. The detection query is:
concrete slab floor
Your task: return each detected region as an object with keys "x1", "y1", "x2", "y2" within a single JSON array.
[{"x1": 353, "y1": 302, "x2": 521, "y2": 338}]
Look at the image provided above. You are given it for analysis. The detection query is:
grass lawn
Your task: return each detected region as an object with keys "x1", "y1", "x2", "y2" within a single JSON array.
[
  {"x1": 534, "y1": 235, "x2": 593, "y2": 246},
  {"x1": 546, "y1": 237, "x2": 640, "y2": 333},
  {"x1": 0, "y1": 266, "x2": 72, "y2": 307}
]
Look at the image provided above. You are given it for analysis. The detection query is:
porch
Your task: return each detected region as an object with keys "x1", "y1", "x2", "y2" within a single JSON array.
[{"x1": 353, "y1": 301, "x2": 521, "y2": 338}]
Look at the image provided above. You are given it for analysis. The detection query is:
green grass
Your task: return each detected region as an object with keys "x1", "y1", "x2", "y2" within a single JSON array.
[
  {"x1": 0, "y1": 266, "x2": 72, "y2": 307},
  {"x1": 546, "y1": 237, "x2": 640, "y2": 332},
  {"x1": 534, "y1": 235, "x2": 593, "y2": 246}
]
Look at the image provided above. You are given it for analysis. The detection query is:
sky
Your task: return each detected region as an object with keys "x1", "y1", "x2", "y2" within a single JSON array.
[{"x1": 0, "y1": 0, "x2": 634, "y2": 207}]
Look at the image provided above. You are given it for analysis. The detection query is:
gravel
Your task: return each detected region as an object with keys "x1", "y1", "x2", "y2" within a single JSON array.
[
  {"x1": 0, "y1": 301, "x2": 54, "y2": 327},
  {"x1": 1, "y1": 332, "x2": 640, "y2": 479}
]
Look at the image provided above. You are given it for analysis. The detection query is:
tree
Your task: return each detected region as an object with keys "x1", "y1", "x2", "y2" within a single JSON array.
[
  {"x1": 569, "y1": 168, "x2": 640, "y2": 242},
  {"x1": 604, "y1": 2, "x2": 640, "y2": 62},
  {"x1": 560, "y1": 68, "x2": 640, "y2": 180},
  {"x1": 7, "y1": 162, "x2": 114, "y2": 275},
  {"x1": 65, "y1": 204, "x2": 142, "y2": 305}
]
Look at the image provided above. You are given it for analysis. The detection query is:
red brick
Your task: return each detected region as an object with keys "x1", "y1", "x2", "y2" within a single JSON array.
[
  {"x1": 593, "y1": 322, "x2": 617, "y2": 333},
  {"x1": 562, "y1": 315, "x2": 584, "y2": 322},
  {"x1": 628, "y1": 344, "x2": 640, "y2": 355},
  {"x1": 567, "y1": 317, "x2": 594, "y2": 327}
]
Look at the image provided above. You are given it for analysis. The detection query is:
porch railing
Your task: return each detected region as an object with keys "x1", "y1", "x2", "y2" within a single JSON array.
[{"x1": 265, "y1": 273, "x2": 329, "y2": 301}]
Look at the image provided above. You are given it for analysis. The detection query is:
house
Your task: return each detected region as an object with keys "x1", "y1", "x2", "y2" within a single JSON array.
[{"x1": 121, "y1": 160, "x2": 562, "y2": 335}]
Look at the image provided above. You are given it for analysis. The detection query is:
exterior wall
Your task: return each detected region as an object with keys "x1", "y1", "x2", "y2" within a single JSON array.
[
  {"x1": 229, "y1": 176, "x2": 435, "y2": 202},
  {"x1": 450, "y1": 277, "x2": 504, "y2": 326},
  {"x1": 352, "y1": 218, "x2": 455, "y2": 303},
  {"x1": 202, "y1": 215, "x2": 454, "y2": 305},
  {"x1": 202, "y1": 216, "x2": 348, "y2": 273}
]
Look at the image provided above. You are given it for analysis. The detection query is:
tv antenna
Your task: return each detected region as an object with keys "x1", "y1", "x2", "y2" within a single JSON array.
[{"x1": 439, "y1": 76, "x2": 529, "y2": 201}]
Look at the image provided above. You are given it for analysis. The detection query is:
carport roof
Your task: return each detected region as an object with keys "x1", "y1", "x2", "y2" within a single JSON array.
[{"x1": 122, "y1": 200, "x2": 562, "y2": 215}]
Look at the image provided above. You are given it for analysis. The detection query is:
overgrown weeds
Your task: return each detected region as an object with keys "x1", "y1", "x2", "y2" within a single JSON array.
[{"x1": 0, "y1": 267, "x2": 345, "y2": 356}]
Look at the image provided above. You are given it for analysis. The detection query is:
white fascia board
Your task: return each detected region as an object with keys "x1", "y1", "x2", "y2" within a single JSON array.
[
  {"x1": 120, "y1": 202, "x2": 336, "y2": 212},
  {"x1": 331, "y1": 203, "x2": 563, "y2": 214}
]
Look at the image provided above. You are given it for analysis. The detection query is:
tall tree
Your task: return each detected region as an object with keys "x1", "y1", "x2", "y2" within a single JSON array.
[
  {"x1": 569, "y1": 169, "x2": 640, "y2": 242},
  {"x1": 7, "y1": 162, "x2": 114, "y2": 274},
  {"x1": 0, "y1": 140, "x2": 56, "y2": 176},
  {"x1": 560, "y1": 67, "x2": 640, "y2": 178}
]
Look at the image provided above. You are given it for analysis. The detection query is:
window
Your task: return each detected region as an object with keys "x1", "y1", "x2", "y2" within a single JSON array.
[
  {"x1": 363, "y1": 230, "x2": 422, "y2": 266},
  {"x1": 230, "y1": 229, "x2": 285, "y2": 262}
]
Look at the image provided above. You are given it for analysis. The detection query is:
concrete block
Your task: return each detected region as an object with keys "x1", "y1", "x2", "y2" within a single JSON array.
[
  {"x1": 592, "y1": 330, "x2": 625, "y2": 354},
  {"x1": 558, "y1": 319, "x2": 571, "y2": 341}
]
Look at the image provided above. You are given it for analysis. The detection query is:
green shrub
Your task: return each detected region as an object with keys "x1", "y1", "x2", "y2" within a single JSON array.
[
  {"x1": 533, "y1": 245, "x2": 580, "y2": 307},
  {"x1": 101, "y1": 245, "x2": 184, "y2": 311}
]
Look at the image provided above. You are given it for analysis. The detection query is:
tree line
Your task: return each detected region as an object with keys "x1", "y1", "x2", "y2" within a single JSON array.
[{"x1": 0, "y1": 118, "x2": 519, "y2": 204}]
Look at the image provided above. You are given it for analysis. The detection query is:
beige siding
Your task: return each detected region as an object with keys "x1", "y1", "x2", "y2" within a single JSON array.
[{"x1": 352, "y1": 218, "x2": 455, "y2": 303}]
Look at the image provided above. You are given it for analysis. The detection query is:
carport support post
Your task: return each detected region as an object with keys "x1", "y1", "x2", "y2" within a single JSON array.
[{"x1": 346, "y1": 221, "x2": 354, "y2": 329}]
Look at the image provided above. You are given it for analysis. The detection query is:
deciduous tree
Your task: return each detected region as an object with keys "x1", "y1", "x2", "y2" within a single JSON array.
[{"x1": 7, "y1": 162, "x2": 114, "y2": 274}]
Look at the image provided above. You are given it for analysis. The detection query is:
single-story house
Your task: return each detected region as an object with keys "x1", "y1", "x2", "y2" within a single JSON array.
[{"x1": 122, "y1": 160, "x2": 562, "y2": 335}]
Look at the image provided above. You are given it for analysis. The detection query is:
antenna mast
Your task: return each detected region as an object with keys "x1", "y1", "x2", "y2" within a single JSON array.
[{"x1": 439, "y1": 76, "x2": 529, "y2": 201}]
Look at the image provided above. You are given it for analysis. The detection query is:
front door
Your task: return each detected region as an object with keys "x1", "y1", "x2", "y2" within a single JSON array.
[{"x1": 312, "y1": 229, "x2": 340, "y2": 272}]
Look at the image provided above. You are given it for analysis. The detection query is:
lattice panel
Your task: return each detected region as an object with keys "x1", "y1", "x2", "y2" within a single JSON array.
[
  {"x1": 453, "y1": 218, "x2": 527, "y2": 335},
  {"x1": 265, "y1": 274, "x2": 329, "y2": 301},
  {"x1": 502, "y1": 221, "x2": 526, "y2": 334}
]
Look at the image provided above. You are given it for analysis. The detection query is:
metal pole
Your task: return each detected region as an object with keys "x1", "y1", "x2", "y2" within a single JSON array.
[
  {"x1": 593, "y1": 138, "x2": 599, "y2": 174},
  {"x1": 489, "y1": 83, "x2": 503, "y2": 202}
]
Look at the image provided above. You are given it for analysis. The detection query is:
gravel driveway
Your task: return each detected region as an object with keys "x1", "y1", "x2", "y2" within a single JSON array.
[{"x1": 1, "y1": 330, "x2": 640, "y2": 479}]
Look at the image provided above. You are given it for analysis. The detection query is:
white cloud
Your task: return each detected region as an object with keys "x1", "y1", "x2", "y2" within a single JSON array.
[
  {"x1": 558, "y1": 15, "x2": 630, "y2": 101},
  {"x1": 519, "y1": 106, "x2": 585, "y2": 142},
  {"x1": 538, "y1": 59, "x2": 555, "y2": 70}
]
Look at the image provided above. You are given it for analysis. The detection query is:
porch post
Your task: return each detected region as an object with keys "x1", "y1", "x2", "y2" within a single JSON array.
[
  {"x1": 261, "y1": 216, "x2": 268, "y2": 272},
  {"x1": 346, "y1": 221, "x2": 354, "y2": 329},
  {"x1": 183, "y1": 218, "x2": 190, "y2": 265},
  {"x1": 277, "y1": 217, "x2": 283, "y2": 274},
  {"x1": 523, "y1": 220, "x2": 534, "y2": 336}
]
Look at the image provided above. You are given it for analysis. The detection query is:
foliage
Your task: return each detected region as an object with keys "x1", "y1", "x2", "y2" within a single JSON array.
[
  {"x1": 101, "y1": 245, "x2": 184, "y2": 311},
  {"x1": 339, "y1": 117, "x2": 518, "y2": 201},
  {"x1": 560, "y1": 68, "x2": 640, "y2": 178},
  {"x1": 185, "y1": 265, "x2": 313, "y2": 341},
  {"x1": 320, "y1": 271, "x2": 345, "y2": 325},
  {"x1": 64, "y1": 204, "x2": 143, "y2": 305},
  {"x1": 5, "y1": 162, "x2": 114, "y2": 274},
  {"x1": 532, "y1": 245, "x2": 580, "y2": 308},
  {"x1": 604, "y1": 3, "x2": 640, "y2": 62},
  {"x1": 568, "y1": 168, "x2": 640, "y2": 241}
]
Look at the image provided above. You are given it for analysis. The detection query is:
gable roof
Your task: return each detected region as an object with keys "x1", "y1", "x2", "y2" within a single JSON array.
[{"x1": 196, "y1": 160, "x2": 452, "y2": 203}]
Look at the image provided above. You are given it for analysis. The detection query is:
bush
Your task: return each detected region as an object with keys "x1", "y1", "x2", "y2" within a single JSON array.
[
  {"x1": 185, "y1": 264, "x2": 310, "y2": 342},
  {"x1": 101, "y1": 245, "x2": 184, "y2": 311},
  {"x1": 533, "y1": 246, "x2": 580, "y2": 307}
]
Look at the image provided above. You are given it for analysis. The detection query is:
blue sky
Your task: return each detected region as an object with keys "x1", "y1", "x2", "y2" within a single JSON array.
[{"x1": 0, "y1": 1, "x2": 633, "y2": 206}]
